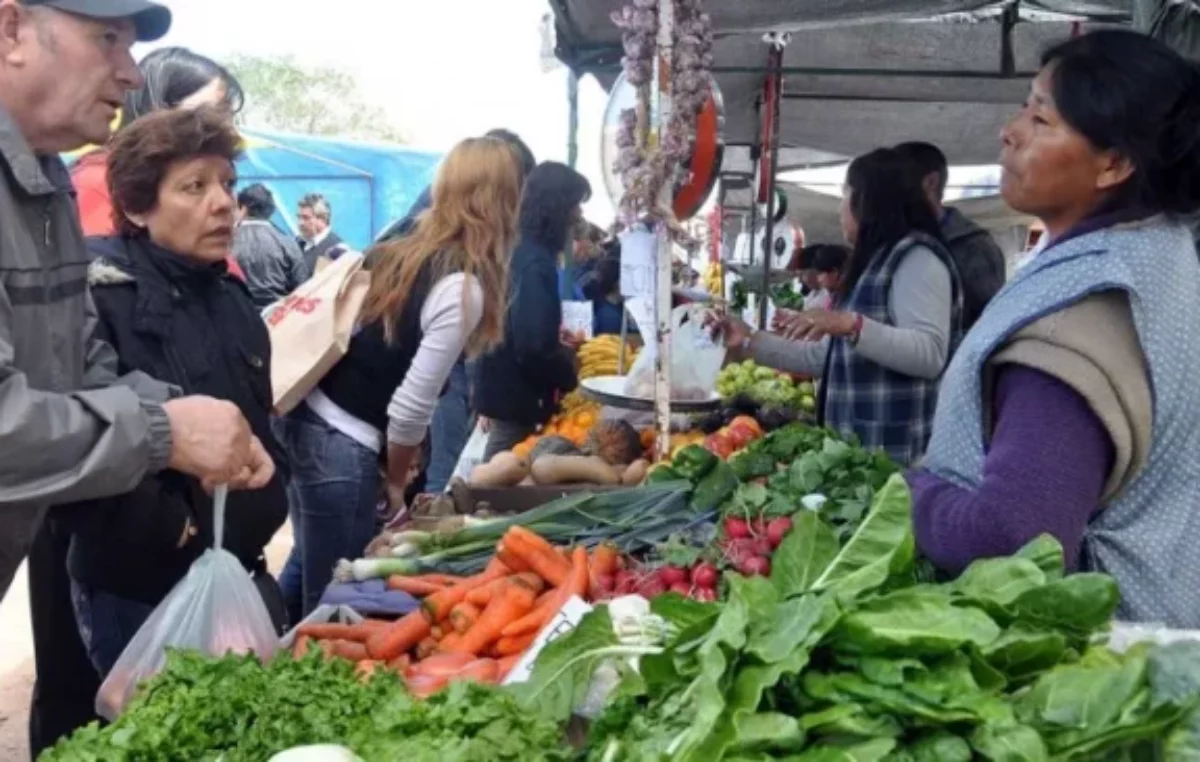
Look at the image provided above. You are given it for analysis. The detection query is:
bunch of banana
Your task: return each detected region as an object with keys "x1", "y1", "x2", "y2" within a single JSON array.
[
  {"x1": 559, "y1": 389, "x2": 589, "y2": 413},
  {"x1": 578, "y1": 335, "x2": 640, "y2": 379},
  {"x1": 703, "y1": 263, "x2": 724, "y2": 298}
]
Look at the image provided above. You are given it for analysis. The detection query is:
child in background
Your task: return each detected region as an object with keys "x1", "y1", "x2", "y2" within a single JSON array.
[{"x1": 811, "y1": 244, "x2": 850, "y2": 309}]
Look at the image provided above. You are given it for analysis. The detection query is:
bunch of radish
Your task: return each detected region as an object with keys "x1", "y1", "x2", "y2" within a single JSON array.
[
  {"x1": 718, "y1": 514, "x2": 794, "y2": 577},
  {"x1": 596, "y1": 561, "x2": 721, "y2": 603}
]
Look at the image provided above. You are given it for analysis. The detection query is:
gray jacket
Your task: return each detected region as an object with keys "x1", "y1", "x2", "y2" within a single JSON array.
[
  {"x1": 232, "y1": 219, "x2": 311, "y2": 310},
  {"x1": 0, "y1": 107, "x2": 174, "y2": 598},
  {"x1": 941, "y1": 207, "x2": 1006, "y2": 330}
]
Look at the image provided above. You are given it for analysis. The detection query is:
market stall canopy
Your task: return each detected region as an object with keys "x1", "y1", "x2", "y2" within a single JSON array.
[{"x1": 551, "y1": 0, "x2": 1138, "y2": 166}]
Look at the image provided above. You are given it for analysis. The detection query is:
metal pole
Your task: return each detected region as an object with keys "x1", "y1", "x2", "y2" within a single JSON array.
[
  {"x1": 653, "y1": 0, "x2": 675, "y2": 462},
  {"x1": 759, "y1": 40, "x2": 785, "y2": 329},
  {"x1": 562, "y1": 69, "x2": 581, "y2": 299}
]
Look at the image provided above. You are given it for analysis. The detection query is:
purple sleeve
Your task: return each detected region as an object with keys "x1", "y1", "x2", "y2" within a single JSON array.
[{"x1": 909, "y1": 364, "x2": 1114, "y2": 574}]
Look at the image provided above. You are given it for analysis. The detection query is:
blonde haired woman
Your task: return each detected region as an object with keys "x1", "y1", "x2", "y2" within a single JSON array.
[{"x1": 278, "y1": 137, "x2": 522, "y2": 619}]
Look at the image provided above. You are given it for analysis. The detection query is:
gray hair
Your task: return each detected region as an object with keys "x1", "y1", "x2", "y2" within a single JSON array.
[{"x1": 299, "y1": 192, "x2": 331, "y2": 223}]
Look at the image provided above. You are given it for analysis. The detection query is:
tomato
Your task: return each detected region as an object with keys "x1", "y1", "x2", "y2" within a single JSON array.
[
  {"x1": 724, "y1": 517, "x2": 751, "y2": 539},
  {"x1": 766, "y1": 517, "x2": 794, "y2": 549},
  {"x1": 724, "y1": 423, "x2": 755, "y2": 450},
  {"x1": 690, "y1": 562, "x2": 719, "y2": 589},
  {"x1": 704, "y1": 433, "x2": 735, "y2": 459},
  {"x1": 729, "y1": 415, "x2": 764, "y2": 439},
  {"x1": 658, "y1": 566, "x2": 689, "y2": 587}
]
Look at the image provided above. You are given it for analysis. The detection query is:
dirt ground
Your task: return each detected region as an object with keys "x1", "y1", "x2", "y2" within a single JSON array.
[{"x1": 0, "y1": 525, "x2": 294, "y2": 761}]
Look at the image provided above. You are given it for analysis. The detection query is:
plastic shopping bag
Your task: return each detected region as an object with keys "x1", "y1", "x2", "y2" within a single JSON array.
[
  {"x1": 623, "y1": 299, "x2": 726, "y2": 401},
  {"x1": 96, "y1": 486, "x2": 279, "y2": 720},
  {"x1": 449, "y1": 418, "x2": 490, "y2": 488}
]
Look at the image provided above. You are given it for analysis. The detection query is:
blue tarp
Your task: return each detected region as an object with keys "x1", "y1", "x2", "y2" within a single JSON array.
[{"x1": 237, "y1": 130, "x2": 441, "y2": 250}]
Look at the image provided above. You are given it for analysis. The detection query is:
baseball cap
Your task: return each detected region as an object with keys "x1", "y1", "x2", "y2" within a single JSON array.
[{"x1": 25, "y1": 0, "x2": 172, "y2": 42}]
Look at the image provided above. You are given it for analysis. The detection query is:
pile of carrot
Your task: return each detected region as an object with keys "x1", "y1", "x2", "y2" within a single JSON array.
[{"x1": 338, "y1": 527, "x2": 624, "y2": 697}]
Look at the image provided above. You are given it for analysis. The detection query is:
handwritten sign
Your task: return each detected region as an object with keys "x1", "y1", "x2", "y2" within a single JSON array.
[
  {"x1": 265, "y1": 294, "x2": 323, "y2": 327},
  {"x1": 619, "y1": 227, "x2": 656, "y2": 300},
  {"x1": 561, "y1": 301, "x2": 594, "y2": 341}
]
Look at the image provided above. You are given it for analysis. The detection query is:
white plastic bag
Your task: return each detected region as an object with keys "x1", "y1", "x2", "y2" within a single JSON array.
[
  {"x1": 96, "y1": 486, "x2": 279, "y2": 720},
  {"x1": 623, "y1": 300, "x2": 726, "y2": 401},
  {"x1": 449, "y1": 419, "x2": 490, "y2": 488}
]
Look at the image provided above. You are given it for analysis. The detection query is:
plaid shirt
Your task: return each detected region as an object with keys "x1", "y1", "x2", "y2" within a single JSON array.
[{"x1": 821, "y1": 232, "x2": 961, "y2": 466}]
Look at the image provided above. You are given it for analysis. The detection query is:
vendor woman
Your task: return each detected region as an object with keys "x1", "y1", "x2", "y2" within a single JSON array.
[{"x1": 910, "y1": 29, "x2": 1200, "y2": 628}]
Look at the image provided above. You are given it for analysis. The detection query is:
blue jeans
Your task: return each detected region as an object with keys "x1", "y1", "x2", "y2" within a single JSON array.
[
  {"x1": 424, "y1": 359, "x2": 474, "y2": 492},
  {"x1": 69, "y1": 583, "x2": 154, "y2": 679},
  {"x1": 278, "y1": 404, "x2": 381, "y2": 623}
]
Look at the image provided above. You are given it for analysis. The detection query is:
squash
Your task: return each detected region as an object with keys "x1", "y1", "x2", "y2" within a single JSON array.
[
  {"x1": 531, "y1": 454, "x2": 621, "y2": 486},
  {"x1": 587, "y1": 420, "x2": 643, "y2": 466},
  {"x1": 529, "y1": 435, "x2": 581, "y2": 463},
  {"x1": 512, "y1": 435, "x2": 539, "y2": 460},
  {"x1": 469, "y1": 451, "x2": 528, "y2": 488},
  {"x1": 621, "y1": 459, "x2": 650, "y2": 486}
]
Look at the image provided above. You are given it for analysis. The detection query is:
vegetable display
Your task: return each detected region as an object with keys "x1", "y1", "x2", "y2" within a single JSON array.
[
  {"x1": 518, "y1": 476, "x2": 1200, "y2": 761},
  {"x1": 716, "y1": 360, "x2": 816, "y2": 412},
  {"x1": 41, "y1": 650, "x2": 570, "y2": 761}
]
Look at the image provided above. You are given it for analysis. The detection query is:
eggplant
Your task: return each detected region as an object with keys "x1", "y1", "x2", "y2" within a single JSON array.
[{"x1": 696, "y1": 411, "x2": 725, "y2": 434}]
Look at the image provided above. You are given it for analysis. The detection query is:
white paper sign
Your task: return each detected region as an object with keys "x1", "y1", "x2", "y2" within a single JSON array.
[
  {"x1": 502, "y1": 596, "x2": 594, "y2": 685},
  {"x1": 619, "y1": 228, "x2": 656, "y2": 300},
  {"x1": 561, "y1": 300, "x2": 594, "y2": 340}
]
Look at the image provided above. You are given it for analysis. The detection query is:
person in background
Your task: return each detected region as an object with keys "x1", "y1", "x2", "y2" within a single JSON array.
[
  {"x1": 418, "y1": 129, "x2": 536, "y2": 494},
  {"x1": 712, "y1": 148, "x2": 961, "y2": 466},
  {"x1": 0, "y1": 1, "x2": 274, "y2": 752},
  {"x1": 278, "y1": 137, "x2": 522, "y2": 621},
  {"x1": 809, "y1": 244, "x2": 850, "y2": 309},
  {"x1": 912, "y1": 30, "x2": 1200, "y2": 628},
  {"x1": 476, "y1": 163, "x2": 590, "y2": 459},
  {"x1": 62, "y1": 107, "x2": 290, "y2": 678},
  {"x1": 234, "y1": 183, "x2": 311, "y2": 309},
  {"x1": 297, "y1": 192, "x2": 350, "y2": 271},
  {"x1": 71, "y1": 45, "x2": 247, "y2": 280},
  {"x1": 894, "y1": 141, "x2": 1005, "y2": 330},
  {"x1": 575, "y1": 235, "x2": 625, "y2": 336}
]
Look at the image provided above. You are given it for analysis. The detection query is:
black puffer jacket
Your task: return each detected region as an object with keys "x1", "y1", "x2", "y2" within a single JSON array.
[{"x1": 57, "y1": 235, "x2": 289, "y2": 605}]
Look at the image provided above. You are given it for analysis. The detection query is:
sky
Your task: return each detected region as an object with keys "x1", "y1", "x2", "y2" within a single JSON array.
[{"x1": 136, "y1": 0, "x2": 615, "y2": 220}]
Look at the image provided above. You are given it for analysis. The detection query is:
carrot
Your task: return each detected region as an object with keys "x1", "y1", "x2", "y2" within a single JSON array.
[
  {"x1": 465, "y1": 577, "x2": 510, "y2": 607},
  {"x1": 503, "y1": 527, "x2": 570, "y2": 587},
  {"x1": 502, "y1": 546, "x2": 589, "y2": 639},
  {"x1": 512, "y1": 572, "x2": 547, "y2": 594},
  {"x1": 431, "y1": 625, "x2": 445, "y2": 641},
  {"x1": 361, "y1": 619, "x2": 391, "y2": 630},
  {"x1": 413, "y1": 573, "x2": 464, "y2": 586},
  {"x1": 456, "y1": 583, "x2": 537, "y2": 655},
  {"x1": 591, "y1": 543, "x2": 620, "y2": 577},
  {"x1": 496, "y1": 655, "x2": 520, "y2": 680},
  {"x1": 416, "y1": 637, "x2": 439, "y2": 660},
  {"x1": 449, "y1": 602, "x2": 481, "y2": 634},
  {"x1": 422, "y1": 562, "x2": 511, "y2": 623},
  {"x1": 496, "y1": 542, "x2": 532, "y2": 573},
  {"x1": 386, "y1": 575, "x2": 447, "y2": 597},
  {"x1": 297, "y1": 622, "x2": 367, "y2": 641},
  {"x1": 387, "y1": 654, "x2": 412, "y2": 672},
  {"x1": 439, "y1": 632, "x2": 465, "y2": 652},
  {"x1": 407, "y1": 651, "x2": 475, "y2": 677},
  {"x1": 452, "y1": 658, "x2": 500, "y2": 685},
  {"x1": 355, "y1": 660, "x2": 381, "y2": 681},
  {"x1": 493, "y1": 631, "x2": 536, "y2": 657},
  {"x1": 367, "y1": 610, "x2": 433, "y2": 660},
  {"x1": 324, "y1": 639, "x2": 369, "y2": 661},
  {"x1": 292, "y1": 634, "x2": 313, "y2": 659}
]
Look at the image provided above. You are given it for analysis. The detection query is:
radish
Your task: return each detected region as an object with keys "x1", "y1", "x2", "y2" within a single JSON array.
[
  {"x1": 659, "y1": 566, "x2": 689, "y2": 587},
  {"x1": 669, "y1": 582, "x2": 692, "y2": 596},
  {"x1": 740, "y1": 557, "x2": 771, "y2": 576},
  {"x1": 766, "y1": 517, "x2": 794, "y2": 549},
  {"x1": 724, "y1": 516, "x2": 751, "y2": 539},
  {"x1": 638, "y1": 578, "x2": 667, "y2": 599},
  {"x1": 694, "y1": 587, "x2": 717, "y2": 602},
  {"x1": 690, "y1": 562, "x2": 719, "y2": 589},
  {"x1": 614, "y1": 570, "x2": 638, "y2": 595},
  {"x1": 750, "y1": 517, "x2": 768, "y2": 536},
  {"x1": 751, "y1": 537, "x2": 774, "y2": 557}
]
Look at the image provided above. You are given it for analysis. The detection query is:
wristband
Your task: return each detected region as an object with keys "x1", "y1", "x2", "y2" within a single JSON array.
[{"x1": 850, "y1": 313, "x2": 864, "y2": 345}]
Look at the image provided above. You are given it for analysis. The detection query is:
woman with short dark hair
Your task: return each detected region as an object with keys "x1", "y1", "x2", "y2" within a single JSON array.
[
  {"x1": 475, "y1": 162, "x2": 591, "y2": 459},
  {"x1": 911, "y1": 30, "x2": 1200, "y2": 627},
  {"x1": 60, "y1": 106, "x2": 289, "y2": 678},
  {"x1": 715, "y1": 148, "x2": 962, "y2": 465}
]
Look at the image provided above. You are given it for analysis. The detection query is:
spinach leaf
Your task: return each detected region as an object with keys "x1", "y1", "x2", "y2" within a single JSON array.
[
  {"x1": 969, "y1": 722, "x2": 1048, "y2": 762},
  {"x1": 1013, "y1": 535, "x2": 1066, "y2": 580},
  {"x1": 771, "y1": 511, "x2": 839, "y2": 598},
  {"x1": 731, "y1": 712, "x2": 805, "y2": 753},
  {"x1": 980, "y1": 624, "x2": 1067, "y2": 680},
  {"x1": 1010, "y1": 573, "x2": 1120, "y2": 636},
  {"x1": 799, "y1": 704, "x2": 903, "y2": 739},
  {"x1": 832, "y1": 590, "x2": 1001, "y2": 656},
  {"x1": 785, "y1": 738, "x2": 898, "y2": 762},
  {"x1": 953, "y1": 556, "x2": 1046, "y2": 608},
  {"x1": 907, "y1": 732, "x2": 973, "y2": 762},
  {"x1": 810, "y1": 474, "x2": 915, "y2": 600}
]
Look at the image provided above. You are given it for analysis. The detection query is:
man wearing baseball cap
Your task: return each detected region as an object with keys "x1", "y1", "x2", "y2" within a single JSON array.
[{"x1": 0, "y1": 0, "x2": 276, "y2": 752}]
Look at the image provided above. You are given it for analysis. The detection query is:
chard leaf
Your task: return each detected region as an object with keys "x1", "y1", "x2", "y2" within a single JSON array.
[
  {"x1": 514, "y1": 607, "x2": 621, "y2": 724},
  {"x1": 832, "y1": 590, "x2": 1001, "y2": 656},
  {"x1": 907, "y1": 732, "x2": 973, "y2": 762},
  {"x1": 969, "y1": 723, "x2": 1048, "y2": 762},
  {"x1": 1014, "y1": 534, "x2": 1065, "y2": 580},
  {"x1": 770, "y1": 511, "x2": 839, "y2": 598},
  {"x1": 747, "y1": 595, "x2": 839, "y2": 665},
  {"x1": 953, "y1": 556, "x2": 1046, "y2": 608},
  {"x1": 1010, "y1": 574, "x2": 1120, "y2": 637},
  {"x1": 810, "y1": 474, "x2": 915, "y2": 601},
  {"x1": 732, "y1": 712, "x2": 805, "y2": 753},
  {"x1": 980, "y1": 623, "x2": 1068, "y2": 679},
  {"x1": 799, "y1": 704, "x2": 904, "y2": 739},
  {"x1": 1016, "y1": 645, "x2": 1148, "y2": 733},
  {"x1": 785, "y1": 738, "x2": 897, "y2": 762}
]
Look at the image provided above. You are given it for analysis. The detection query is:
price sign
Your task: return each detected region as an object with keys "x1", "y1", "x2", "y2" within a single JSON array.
[
  {"x1": 619, "y1": 227, "x2": 656, "y2": 300},
  {"x1": 561, "y1": 301, "x2": 594, "y2": 341}
]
